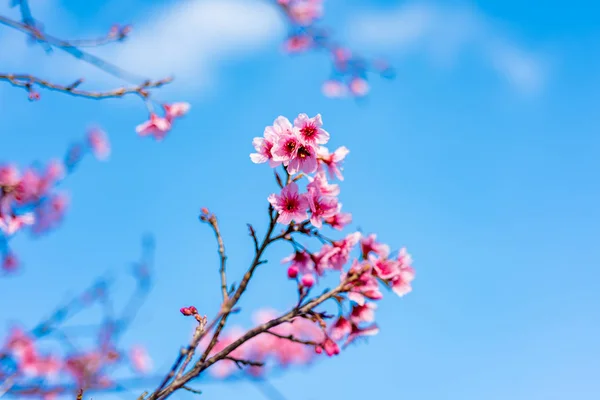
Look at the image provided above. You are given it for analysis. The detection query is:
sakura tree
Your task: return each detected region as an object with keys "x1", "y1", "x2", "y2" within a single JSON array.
[{"x1": 0, "y1": 1, "x2": 407, "y2": 399}]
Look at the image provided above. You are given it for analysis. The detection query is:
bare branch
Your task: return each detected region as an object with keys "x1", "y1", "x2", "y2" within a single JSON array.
[
  {"x1": 200, "y1": 210, "x2": 229, "y2": 302},
  {"x1": 181, "y1": 386, "x2": 202, "y2": 395},
  {"x1": 151, "y1": 316, "x2": 208, "y2": 396},
  {"x1": 0, "y1": 74, "x2": 172, "y2": 101},
  {"x1": 225, "y1": 357, "x2": 265, "y2": 369},
  {"x1": 152, "y1": 270, "x2": 362, "y2": 399},
  {"x1": 263, "y1": 330, "x2": 319, "y2": 346}
]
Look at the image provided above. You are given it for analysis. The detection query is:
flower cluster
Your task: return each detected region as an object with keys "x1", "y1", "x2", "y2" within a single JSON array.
[
  {"x1": 1, "y1": 327, "x2": 152, "y2": 397},
  {"x1": 0, "y1": 130, "x2": 109, "y2": 273},
  {"x1": 250, "y1": 114, "x2": 414, "y2": 358},
  {"x1": 200, "y1": 309, "x2": 324, "y2": 379},
  {"x1": 251, "y1": 113, "x2": 351, "y2": 231},
  {"x1": 135, "y1": 102, "x2": 190, "y2": 141},
  {"x1": 276, "y1": 1, "x2": 395, "y2": 98}
]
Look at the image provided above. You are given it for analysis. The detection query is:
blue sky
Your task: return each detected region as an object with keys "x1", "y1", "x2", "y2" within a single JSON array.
[{"x1": 1, "y1": 0, "x2": 600, "y2": 399}]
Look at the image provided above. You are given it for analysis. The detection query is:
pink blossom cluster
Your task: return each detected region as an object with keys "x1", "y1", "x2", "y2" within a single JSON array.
[
  {"x1": 250, "y1": 114, "x2": 415, "y2": 357},
  {"x1": 276, "y1": 1, "x2": 395, "y2": 98},
  {"x1": 251, "y1": 113, "x2": 351, "y2": 229},
  {"x1": 0, "y1": 129, "x2": 110, "y2": 273},
  {"x1": 0, "y1": 327, "x2": 152, "y2": 398},
  {"x1": 200, "y1": 309, "x2": 324, "y2": 379},
  {"x1": 135, "y1": 102, "x2": 190, "y2": 141}
]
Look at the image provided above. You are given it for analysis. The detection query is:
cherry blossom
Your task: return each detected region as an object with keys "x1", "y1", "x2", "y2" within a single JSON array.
[
  {"x1": 135, "y1": 113, "x2": 172, "y2": 140},
  {"x1": 317, "y1": 145, "x2": 350, "y2": 181},
  {"x1": 268, "y1": 182, "x2": 309, "y2": 225},
  {"x1": 293, "y1": 113, "x2": 330, "y2": 145},
  {"x1": 86, "y1": 127, "x2": 111, "y2": 160}
]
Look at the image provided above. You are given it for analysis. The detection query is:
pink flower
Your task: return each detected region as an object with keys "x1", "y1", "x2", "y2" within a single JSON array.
[
  {"x1": 163, "y1": 102, "x2": 190, "y2": 121},
  {"x1": 345, "y1": 324, "x2": 379, "y2": 346},
  {"x1": 284, "y1": 35, "x2": 312, "y2": 53},
  {"x1": 250, "y1": 117, "x2": 291, "y2": 167},
  {"x1": 390, "y1": 248, "x2": 415, "y2": 297},
  {"x1": 288, "y1": 0, "x2": 323, "y2": 26},
  {"x1": 324, "y1": 204, "x2": 352, "y2": 230},
  {"x1": 300, "y1": 273, "x2": 315, "y2": 287},
  {"x1": 44, "y1": 160, "x2": 65, "y2": 183},
  {"x1": 330, "y1": 317, "x2": 352, "y2": 341},
  {"x1": 320, "y1": 232, "x2": 361, "y2": 270},
  {"x1": 360, "y1": 234, "x2": 390, "y2": 259},
  {"x1": 14, "y1": 169, "x2": 41, "y2": 204},
  {"x1": 320, "y1": 338, "x2": 340, "y2": 356},
  {"x1": 267, "y1": 182, "x2": 308, "y2": 225},
  {"x1": 87, "y1": 127, "x2": 111, "y2": 160},
  {"x1": 293, "y1": 113, "x2": 329, "y2": 145},
  {"x1": 350, "y1": 303, "x2": 377, "y2": 325},
  {"x1": 307, "y1": 172, "x2": 340, "y2": 197},
  {"x1": 288, "y1": 142, "x2": 318, "y2": 174},
  {"x1": 282, "y1": 250, "x2": 313, "y2": 279},
  {"x1": 0, "y1": 212, "x2": 35, "y2": 235},
  {"x1": 333, "y1": 48, "x2": 352, "y2": 68},
  {"x1": 272, "y1": 131, "x2": 301, "y2": 164},
  {"x1": 371, "y1": 255, "x2": 400, "y2": 281},
  {"x1": 0, "y1": 164, "x2": 19, "y2": 187},
  {"x1": 130, "y1": 345, "x2": 153, "y2": 374},
  {"x1": 136, "y1": 113, "x2": 172, "y2": 140},
  {"x1": 2, "y1": 253, "x2": 19, "y2": 272},
  {"x1": 349, "y1": 77, "x2": 370, "y2": 97},
  {"x1": 343, "y1": 260, "x2": 383, "y2": 305},
  {"x1": 322, "y1": 80, "x2": 347, "y2": 98},
  {"x1": 307, "y1": 187, "x2": 338, "y2": 228},
  {"x1": 317, "y1": 146, "x2": 350, "y2": 181},
  {"x1": 271, "y1": 127, "x2": 319, "y2": 175}
]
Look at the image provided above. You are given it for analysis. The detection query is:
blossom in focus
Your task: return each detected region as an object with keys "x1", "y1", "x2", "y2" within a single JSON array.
[
  {"x1": 361, "y1": 234, "x2": 390, "y2": 259},
  {"x1": 268, "y1": 182, "x2": 309, "y2": 225},
  {"x1": 250, "y1": 117, "x2": 292, "y2": 167},
  {"x1": 306, "y1": 186, "x2": 338, "y2": 228},
  {"x1": 307, "y1": 171, "x2": 340, "y2": 197},
  {"x1": 323, "y1": 204, "x2": 352, "y2": 230},
  {"x1": 293, "y1": 113, "x2": 329, "y2": 145},
  {"x1": 317, "y1": 145, "x2": 349, "y2": 180}
]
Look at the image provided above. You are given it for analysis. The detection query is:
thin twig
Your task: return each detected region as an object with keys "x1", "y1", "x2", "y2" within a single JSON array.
[
  {"x1": 0, "y1": 74, "x2": 172, "y2": 100},
  {"x1": 263, "y1": 330, "x2": 319, "y2": 346},
  {"x1": 205, "y1": 214, "x2": 229, "y2": 302},
  {"x1": 225, "y1": 357, "x2": 265, "y2": 369}
]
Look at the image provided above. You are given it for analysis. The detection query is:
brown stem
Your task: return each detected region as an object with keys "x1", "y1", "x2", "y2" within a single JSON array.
[
  {"x1": 153, "y1": 273, "x2": 358, "y2": 399},
  {"x1": 0, "y1": 74, "x2": 172, "y2": 101},
  {"x1": 205, "y1": 214, "x2": 229, "y2": 302},
  {"x1": 264, "y1": 329, "x2": 319, "y2": 346}
]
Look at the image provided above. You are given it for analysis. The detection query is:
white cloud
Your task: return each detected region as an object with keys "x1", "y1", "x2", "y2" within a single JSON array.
[
  {"x1": 98, "y1": 0, "x2": 285, "y2": 93},
  {"x1": 0, "y1": 0, "x2": 285, "y2": 95},
  {"x1": 348, "y1": 2, "x2": 549, "y2": 94}
]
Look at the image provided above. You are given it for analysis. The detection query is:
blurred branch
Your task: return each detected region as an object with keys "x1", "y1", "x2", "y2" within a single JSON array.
[{"x1": 0, "y1": 74, "x2": 172, "y2": 101}]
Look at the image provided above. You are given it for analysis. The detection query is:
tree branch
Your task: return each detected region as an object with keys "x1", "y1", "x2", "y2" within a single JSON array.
[
  {"x1": 200, "y1": 210, "x2": 229, "y2": 302},
  {"x1": 0, "y1": 74, "x2": 172, "y2": 101}
]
